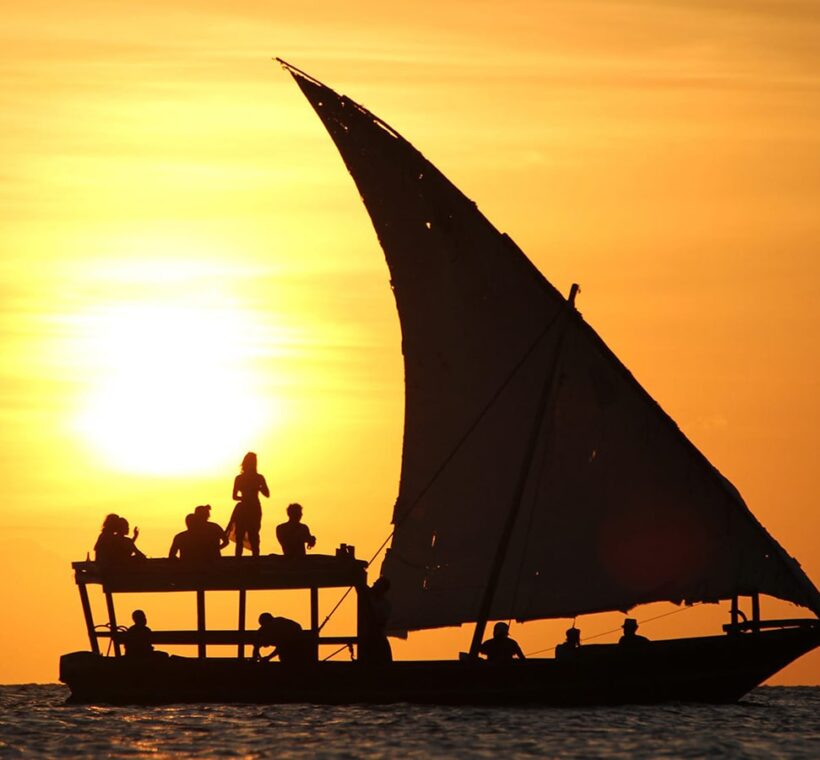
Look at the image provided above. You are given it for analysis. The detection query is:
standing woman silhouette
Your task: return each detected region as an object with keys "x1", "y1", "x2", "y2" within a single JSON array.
[{"x1": 228, "y1": 452, "x2": 270, "y2": 556}]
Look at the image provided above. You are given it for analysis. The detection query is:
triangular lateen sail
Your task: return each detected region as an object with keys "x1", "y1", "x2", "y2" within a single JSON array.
[{"x1": 280, "y1": 60, "x2": 820, "y2": 631}]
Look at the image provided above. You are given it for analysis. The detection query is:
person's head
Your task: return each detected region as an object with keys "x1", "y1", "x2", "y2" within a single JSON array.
[
  {"x1": 101, "y1": 514, "x2": 120, "y2": 533},
  {"x1": 287, "y1": 503, "x2": 303, "y2": 520},
  {"x1": 116, "y1": 516, "x2": 129, "y2": 536},
  {"x1": 565, "y1": 627, "x2": 580, "y2": 646},
  {"x1": 194, "y1": 505, "x2": 211, "y2": 523},
  {"x1": 493, "y1": 621, "x2": 509, "y2": 639},
  {"x1": 372, "y1": 577, "x2": 391, "y2": 595},
  {"x1": 623, "y1": 618, "x2": 638, "y2": 634},
  {"x1": 132, "y1": 609, "x2": 147, "y2": 626},
  {"x1": 241, "y1": 452, "x2": 257, "y2": 474},
  {"x1": 258, "y1": 612, "x2": 274, "y2": 627},
  {"x1": 185, "y1": 513, "x2": 196, "y2": 529}
]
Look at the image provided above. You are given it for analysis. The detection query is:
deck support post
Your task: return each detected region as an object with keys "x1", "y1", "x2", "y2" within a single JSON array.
[
  {"x1": 751, "y1": 592, "x2": 760, "y2": 634},
  {"x1": 355, "y1": 584, "x2": 366, "y2": 660},
  {"x1": 310, "y1": 587, "x2": 319, "y2": 660},
  {"x1": 197, "y1": 589, "x2": 206, "y2": 659},
  {"x1": 104, "y1": 591, "x2": 121, "y2": 657},
  {"x1": 310, "y1": 587, "x2": 319, "y2": 632},
  {"x1": 78, "y1": 583, "x2": 99, "y2": 655},
  {"x1": 730, "y1": 596, "x2": 739, "y2": 629},
  {"x1": 237, "y1": 589, "x2": 246, "y2": 659}
]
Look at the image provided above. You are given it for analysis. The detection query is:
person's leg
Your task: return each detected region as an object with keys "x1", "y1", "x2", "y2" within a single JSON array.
[{"x1": 250, "y1": 529, "x2": 260, "y2": 557}]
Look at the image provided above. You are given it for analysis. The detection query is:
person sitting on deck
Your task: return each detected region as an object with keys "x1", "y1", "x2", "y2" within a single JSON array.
[
  {"x1": 94, "y1": 514, "x2": 144, "y2": 568},
  {"x1": 252, "y1": 613, "x2": 314, "y2": 665},
  {"x1": 228, "y1": 451, "x2": 269, "y2": 557},
  {"x1": 123, "y1": 609, "x2": 154, "y2": 658},
  {"x1": 478, "y1": 622, "x2": 526, "y2": 662},
  {"x1": 555, "y1": 627, "x2": 581, "y2": 660},
  {"x1": 115, "y1": 517, "x2": 145, "y2": 561},
  {"x1": 275, "y1": 503, "x2": 316, "y2": 558},
  {"x1": 192, "y1": 504, "x2": 229, "y2": 560},
  {"x1": 94, "y1": 514, "x2": 121, "y2": 566},
  {"x1": 168, "y1": 514, "x2": 197, "y2": 560},
  {"x1": 358, "y1": 577, "x2": 393, "y2": 665},
  {"x1": 618, "y1": 618, "x2": 650, "y2": 646}
]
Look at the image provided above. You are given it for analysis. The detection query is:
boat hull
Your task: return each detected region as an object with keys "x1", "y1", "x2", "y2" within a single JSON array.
[{"x1": 60, "y1": 626, "x2": 818, "y2": 705}]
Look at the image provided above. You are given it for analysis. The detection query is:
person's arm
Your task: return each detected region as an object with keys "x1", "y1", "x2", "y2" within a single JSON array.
[
  {"x1": 219, "y1": 526, "x2": 230, "y2": 549},
  {"x1": 259, "y1": 475, "x2": 270, "y2": 499},
  {"x1": 232, "y1": 475, "x2": 241, "y2": 502},
  {"x1": 128, "y1": 538, "x2": 146, "y2": 560},
  {"x1": 305, "y1": 525, "x2": 316, "y2": 549},
  {"x1": 169, "y1": 536, "x2": 179, "y2": 559},
  {"x1": 514, "y1": 642, "x2": 526, "y2": 660}
]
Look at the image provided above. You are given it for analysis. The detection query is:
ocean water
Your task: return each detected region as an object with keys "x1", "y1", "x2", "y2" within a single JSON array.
[{"x1": 0, "y1": 685, "x2": 818, "y2": 758}]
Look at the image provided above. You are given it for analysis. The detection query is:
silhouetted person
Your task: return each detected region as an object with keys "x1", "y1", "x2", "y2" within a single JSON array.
[
  {"x1": 229, "y1": 452, "x2": 270, "y2": 557},
  {"x1": 94, "y1": 514, "x2": 144, "y2": 568},
  {"x1": 479, "y1": 622, "x2": 525, "y2": 662},
  {"x1": 359, "y1": 577, "x2": 393, "y2": 665},
  {"x1": 123, "y1": 609, "x2": 154, "y2": 658},
  {"x1": 276, "y1": 503, "x2": 316, "y2": 558},
  {"x1": 168, "y1": 514, "x2": 197, "y2": 560},
  {"x1": 94, "y1": 514, "x2": 121, "y2": 566},
  {"x1": 252, "y1": 613, "x2": 313, "y2": 665},
  {"x1": 192, "y1": 504, "x2": 228, "y2": 560},
  {"x1": 116, "y1": 517, "x2": 145, "y2": 561},
  {"x1": 555, "y1": 627, "x2": 581, "y2": 660},
  {"x1": 619, "y1": 618, "x2": 650, "y2": 646}
]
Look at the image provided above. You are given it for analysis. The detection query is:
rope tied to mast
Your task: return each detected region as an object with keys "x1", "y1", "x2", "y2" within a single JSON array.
[{"x1": 318, "y1": 306, "x2": 569, "y2": 633}]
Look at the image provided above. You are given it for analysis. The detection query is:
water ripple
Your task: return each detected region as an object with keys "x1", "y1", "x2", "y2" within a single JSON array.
[{"x1": 0, "y1": 685, "x2": 818, "y2": 758}]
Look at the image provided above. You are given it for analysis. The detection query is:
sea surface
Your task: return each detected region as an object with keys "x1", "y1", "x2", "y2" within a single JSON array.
[{"x1": 0, "y1": 685, "x2": 818, "y2": 758}]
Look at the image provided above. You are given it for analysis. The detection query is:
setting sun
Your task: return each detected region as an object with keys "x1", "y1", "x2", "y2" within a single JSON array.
[{"x1": 74, "y1": 294, "x2": 276, "y2": 475}]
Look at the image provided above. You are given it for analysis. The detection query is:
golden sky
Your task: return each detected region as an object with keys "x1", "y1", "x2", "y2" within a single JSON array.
[{"x1": 1, "y1": 0, "x2": 818, "y2": 684}]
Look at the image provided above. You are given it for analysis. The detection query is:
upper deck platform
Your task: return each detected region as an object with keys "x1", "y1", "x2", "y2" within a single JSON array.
[{"x1": 73, "y1": 554, "x2": 368, "y2": 593}]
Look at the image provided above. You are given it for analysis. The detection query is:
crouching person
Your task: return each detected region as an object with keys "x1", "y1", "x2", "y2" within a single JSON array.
[{"x1": 252, "y1": 613, "x2": 315, "y2": 665}]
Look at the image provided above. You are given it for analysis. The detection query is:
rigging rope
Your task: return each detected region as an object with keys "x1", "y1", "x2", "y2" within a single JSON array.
[
  {"x1": 523, "y1": 603, "x2": 703, "y2": 657},
  {"x1": 322, "y1": 643, "x2": 355, "y2": 662},
  {"x1": 318, "y1": 309, "x2": 565, "y2": 633}
]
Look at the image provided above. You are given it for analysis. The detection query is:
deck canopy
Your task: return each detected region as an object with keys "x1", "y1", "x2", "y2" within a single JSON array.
[{"x1": 73, "y1": 555, "x2": 367, "y2": 593}]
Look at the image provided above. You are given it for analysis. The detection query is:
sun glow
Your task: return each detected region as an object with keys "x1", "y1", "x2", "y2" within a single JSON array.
[{"x1": 75, "y1": 297, "x2": 276, "y2": 476}]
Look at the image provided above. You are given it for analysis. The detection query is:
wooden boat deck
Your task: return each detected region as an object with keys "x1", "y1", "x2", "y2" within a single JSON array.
[
  {"x1": 72, "y1": 554, "x2": 368, "y2": 658},
  {"x1": 72, "y1": 554, "x2": 367, "y2": 592}
]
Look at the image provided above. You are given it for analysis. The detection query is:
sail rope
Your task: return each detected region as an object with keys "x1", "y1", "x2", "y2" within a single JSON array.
[
  {"x1": 522, "y1": 603, "x2": 703, "y2": 657},
  {"x1": 322, "y1": 643, "x2": 355, "y2": 662},
  {"x1": 317, "y1": 309, "x2": 566, "y2": 633}
]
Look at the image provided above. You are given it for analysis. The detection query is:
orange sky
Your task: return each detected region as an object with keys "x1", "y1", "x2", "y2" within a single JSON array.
[{"x1": 1, "y1": 1, "x2": 818, "y2": 684}]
